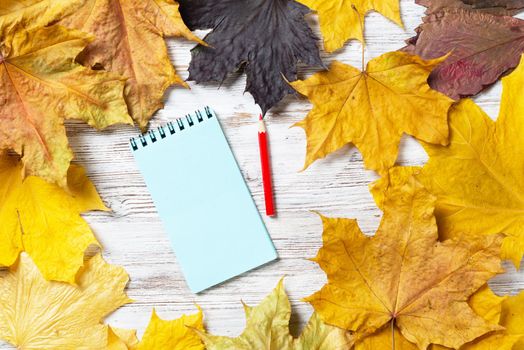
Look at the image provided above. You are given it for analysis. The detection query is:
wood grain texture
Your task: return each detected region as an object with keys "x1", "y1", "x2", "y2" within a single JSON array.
[{"x1": 1, "y1": 1, "x2": 523, "y2": 347}]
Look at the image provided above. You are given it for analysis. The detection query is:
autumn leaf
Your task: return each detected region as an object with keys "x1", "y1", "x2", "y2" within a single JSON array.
[
  {"x1": 291, "y1": 52, "x2": 453, "y2": 174},
  {"x1": 0, "y1": 25, "x2": 132, "y2": 186},
  {"x1": 433, "y1": 289, "x2": 524, "y2": 350},
  {"x1": 416, "y1": 0, "x2": 524, "y2": 16},
  {"x1": 198, "y1": 279, "x2": 353, "y2": 350},
  {"x1": 0, "y1": 0, "x2": 83, "y2": 37},
  {"x1": 0, "y1": 153, "x2": 108, "y2": 283},
  {"x1": 59, "y1": 0, "x2": 204, "y2": 130},
  {"x1": 108, "y1": 327, "x2": 139, "y2": 350},
  {"x1": 297, "y1": 0, "x2": 402, "y2": 52},
  {"x1": 293, "y1": 313, "x2": 353, "y2": 350},
  {"x1": 355, "y1": 327, "x2": 416, "y2": 350},
  {"x1": 178, "y1": 0, "x2": 323, "y2": 115},
  {"x1": 134, "y1": 308, "x2": 205, "y2": 350},
  {"x1": 0, "y1": 253, "x2": 131, "y2": 349},
  {"x1": 467, "y1": 285, "x2": 507, "y2": 325},
  {"x1": 500, "y1": 291, "x2": 524, "y2": 350},
  {"x1": 106, "y1": 307, "x2": 205, "y2": 350},
  {"x1": 306, "y1": 168, "x2": 504, "y2": 349},
  {"x1": 355, "y1": 286, "x2": 524, "y2": 349},
  {"x1": 417, "y1": 54, "x2": 524, "y2": 268},
  {"x1": 402, "y1": 8, "x2": 524, "y2": 100}
]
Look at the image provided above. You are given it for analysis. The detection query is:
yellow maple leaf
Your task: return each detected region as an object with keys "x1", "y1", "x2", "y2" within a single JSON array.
[
  {"x1": 467, "y1": 285, "x2": 507, "y2": 325},
  {"x1": 0, "y1": 153, "x2": 108, "y2": 283},
  {"x1": 0, "y1": 0, "x2": 83, "y2": 37},
  {"x1": 355, "y1": 286, "x2": 524, "y2": 349},
  {"x1": 0, "y1": 24, "x2": 132, "y2": 186},
  {"x1": 0, "y1": 253, "x2": 131, "y2": 349},
  {"x1": 432, "y1": 288, "x2": 524, "y2": 350},
  {"x1": 418, "y1": 54, "x2": 524, "y2": 268},
  {"x1": 134, "y1": 308, "x2": 205, "y2": 350},
  {"x1": 501, "y1": 291, "x2": 524, "y2": 350},
  {"x1": 59, "y1": 0, "x2": 205, "y2": 130},
  {"x1": 306, "y1": 169, "x2": 504, "y2": 349},
  {"x1": 108, "y1": 327, "x2": 139, "y2": 350},
  {"x1": 198, "y1": 279, "x2": 353, "y2": 350},
  {"x1": 291, "y1": 52, "x2": 453, "y2": 175},
  {"x1": 297, "y1": 0, "x2": 402, "y2": 52}
]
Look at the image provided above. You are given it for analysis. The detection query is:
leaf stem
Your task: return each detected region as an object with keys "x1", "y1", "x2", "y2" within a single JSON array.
[
  {"x1": 391, "y1": 319, "x2": 395, "y2": 350},
  {"x1": 352, "y1": 5, "x2": 365, "y2": 71}
]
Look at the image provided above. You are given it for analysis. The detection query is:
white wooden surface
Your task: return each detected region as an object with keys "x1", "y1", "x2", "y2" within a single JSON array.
[{"x1": 2, "y1": 1, "x2": 523, "y2": 347}]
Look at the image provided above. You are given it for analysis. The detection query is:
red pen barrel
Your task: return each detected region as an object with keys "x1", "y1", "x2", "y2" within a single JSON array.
[{"x1": 258, "y1": 118, "x2": 275, "y2": 216}]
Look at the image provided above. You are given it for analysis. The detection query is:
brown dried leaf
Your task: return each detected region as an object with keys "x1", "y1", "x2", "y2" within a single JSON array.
[
  {"x1": 59, "y1": 0, "x2": 204, "y2": 130},
  {"x1": 416, "y1": 0, "x2": 524, "y2": 16}
]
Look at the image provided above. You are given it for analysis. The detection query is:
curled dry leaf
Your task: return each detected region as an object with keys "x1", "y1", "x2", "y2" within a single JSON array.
[
  {"x1": 402, "y1": 8, "x2": 524, "y2": 100},
  {"x1": 355, "y1": 286, "x2": 524, "y2": 349},
  {"x1": 0, "y1": 0, "x2": 83, "y2": 36},
  {"x1": 306, "y1": 168, "x2": 504, "y2": 349},
  {"x1": 0, "y1": 253, "x2": 131, "y2": 349},
  {"x1": 297, "y1": 0, "x2": 402, "y2": 52},
  {"x1": 198, "y1": 279, "x2": 353, "y2": 350},
  {"x1": 179, "y1": 0, "x2": 323, "y2": 115},
  {"x1": 59, "y1": 0, "x2": 204, "y2": 130},
  {"x1": 0, "y1": 25, "x2": 132, "y2": 186},
  {"x1": 0, "y1": 153, "x2": 108, "y2": 283},
  {"x1": 135, "y1": 308, "x2": 205, "y2": 350},
  {"x1": 291, "y1": 52, "x2": 453, "y2": 175},
  {"x1": 416, "y1": 54, "x2": 524, "y2": 267},
  {"x1": 416, "y1": 0, "x2": 524, "y2": 16}
]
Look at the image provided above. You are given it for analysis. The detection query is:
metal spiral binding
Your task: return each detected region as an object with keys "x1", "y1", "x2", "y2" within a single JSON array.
[{"x1": 129, "y1": 107, "x2": 213, "y2": 151}]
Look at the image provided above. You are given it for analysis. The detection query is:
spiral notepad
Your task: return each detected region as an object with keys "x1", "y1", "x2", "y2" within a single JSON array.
[{"x1": 130, "y1": 107, "x2": 277, "y2": 293}]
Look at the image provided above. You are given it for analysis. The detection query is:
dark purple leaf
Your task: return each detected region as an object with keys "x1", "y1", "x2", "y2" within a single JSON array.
[
  {"x1": 402, "y1": 8, "x2": 524, "y2": 99},
  {"x1": 179, "y1": 0, "x2": 324, "y2": 114}
]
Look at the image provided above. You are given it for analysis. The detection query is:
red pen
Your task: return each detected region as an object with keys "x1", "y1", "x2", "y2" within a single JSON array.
[{"x1": 258, "y1": 114, "x2": 275, "y2": 216}]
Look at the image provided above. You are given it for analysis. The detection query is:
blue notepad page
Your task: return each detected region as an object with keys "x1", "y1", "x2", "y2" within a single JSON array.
[{"x1": 130, "y1": 107, "x2": 277, "y2": 293}]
